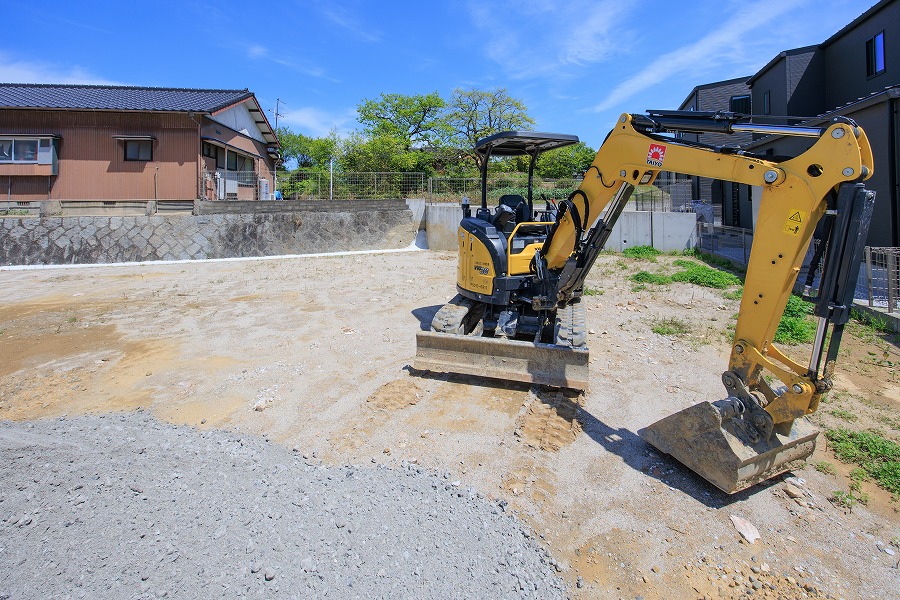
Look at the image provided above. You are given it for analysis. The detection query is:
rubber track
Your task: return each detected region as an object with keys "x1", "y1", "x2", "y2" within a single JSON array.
[
  {"x1": 431, "y1": 294, "x2": 474, "y2": 334},
  {"x1": 554, "y1": 301, "x2": 586, "y2": 348}
]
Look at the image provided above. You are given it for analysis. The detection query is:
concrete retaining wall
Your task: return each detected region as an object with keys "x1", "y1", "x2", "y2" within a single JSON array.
[
  {"x1": 1, "y1": 204, "x2": 415, "y2": 266},
  {"x1": 421, "y1": 202, "x2": 697, "y2": 252}
]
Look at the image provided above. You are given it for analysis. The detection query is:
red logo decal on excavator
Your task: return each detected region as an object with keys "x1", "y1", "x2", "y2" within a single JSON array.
[{"x1": 647, "y1": 144, "x2": 667, "y2": 168}]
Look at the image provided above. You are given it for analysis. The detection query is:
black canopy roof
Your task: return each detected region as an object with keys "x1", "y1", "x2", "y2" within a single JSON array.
[{"x1": 474, "y1": 131, "x2": 579, "y2": 157}]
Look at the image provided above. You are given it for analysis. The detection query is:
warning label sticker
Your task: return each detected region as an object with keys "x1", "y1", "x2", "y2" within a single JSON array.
[
  {"x1": 783, "y1": 209, "x2": 808, "y2": 236},
  {"x1": 646, "y1": 144, "x2": 667, "y2": 168}
]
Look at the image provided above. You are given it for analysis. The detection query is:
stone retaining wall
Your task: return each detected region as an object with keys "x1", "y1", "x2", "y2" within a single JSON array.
[{"x1": 0, "y1": 205, "x2": 415, "y2": 266}]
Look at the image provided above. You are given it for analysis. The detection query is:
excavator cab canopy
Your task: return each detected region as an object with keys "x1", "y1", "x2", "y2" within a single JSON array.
[{"x1": 473, "y1": 131, "x2": 580, "y2": 217}]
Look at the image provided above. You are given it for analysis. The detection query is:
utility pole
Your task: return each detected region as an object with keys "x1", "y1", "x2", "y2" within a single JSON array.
[{"x1": 272, "y1": 99, "x2": 284, "y2": 200}]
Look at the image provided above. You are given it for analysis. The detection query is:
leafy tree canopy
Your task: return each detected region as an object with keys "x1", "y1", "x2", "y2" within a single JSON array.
[
  {"x1": 276, "y1": 127, "x2": 340, "y2": 170},
  {"x1": 445, "y1": 87, "x2": 535, "y2": 169},
  {"x1": 535, "y1": 142, "x2": 596, "y2": 179},
  {"x1": 356, "y1": 92, "x2": 448, "y2": 150},
  {"x1": 340, "y1": 133, "x2": 433, "y2": 174}
]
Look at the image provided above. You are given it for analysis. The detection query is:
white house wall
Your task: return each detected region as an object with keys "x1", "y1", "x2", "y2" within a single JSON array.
[{"x1": 208, "y1": 103, "x2": 266, "y2": 143}]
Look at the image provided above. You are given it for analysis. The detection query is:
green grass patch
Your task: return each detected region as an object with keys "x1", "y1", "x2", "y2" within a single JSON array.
[
  {"x1": 774, "y1": 295, "x2": 816, "y2": 345},
  {"x1": 622, "y1": 245, "x2": 661, "y2": 260},
  {"x1": 825, "y1": 428, "x2": 900, "y2": 494},
  {"x1": 631, "y1": 271, "x2": 673, "y2": 285},
  {"x1": 722, "y1": 286, "x2": 743, "y2": 301},
  {"x1": 829, "y1": 409, "x2": 858, "y2": 422},
  {"x1": 669, "y1": 260, "x2": 741, "y2": 289},
  {"x1": 583, "y1": 287, "x2": 604, "y2": 296},
  {"x1": 651, "y1": 317, "x2": 691, "y2": 337},
  {"x1": 684, "y1": 248, "x2": 747, "y2": 274},
  {"x1": 815, "y1": 461, "x2": 837, "y2": 476}
]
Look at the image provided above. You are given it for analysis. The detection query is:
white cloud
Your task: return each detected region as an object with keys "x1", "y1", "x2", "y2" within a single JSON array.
[
  {"x1": 242, "y1": 44, "x2": 330, "y2": 80},
  {"x1": 0, "y1": 51, "x2": 119, "y2": 85},
  {"x1": 278, "y1": 106, "x2": 357, "y2": 138},
  {"x1": 466, "y1": 0, "x2": 635, "y2": 78},
  {"x1": 318, "y1": 4, "x2": 381, "y2": 43},
  {"x1": 247, "y1": 45, "x2": 269, "y2": 59},
  {"x1": 593, "y1": 0, "x2": 809, "y2": 112}
]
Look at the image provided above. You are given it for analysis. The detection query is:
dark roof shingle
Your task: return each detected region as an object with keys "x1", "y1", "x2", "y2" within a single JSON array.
[{"x1": 0, "y1": 84, "x2": 253, "y2": 113}]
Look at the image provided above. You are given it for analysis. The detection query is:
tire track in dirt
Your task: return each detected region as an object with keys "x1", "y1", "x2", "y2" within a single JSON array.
[{"x1": 502, "y1": 388, "x2": 584, "y2": 508}]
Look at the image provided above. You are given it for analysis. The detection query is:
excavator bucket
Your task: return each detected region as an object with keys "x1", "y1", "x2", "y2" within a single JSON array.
[
  {"x1": 638, "y1": 401, "x2": 819, "y2": 493},
  {"x1": 414, "y1": 331, "x2": 589, "y2": 390}
]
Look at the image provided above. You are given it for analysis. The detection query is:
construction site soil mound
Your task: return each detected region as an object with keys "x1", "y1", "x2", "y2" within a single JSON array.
[
  {"x1": 0, "y1": 250, "x2": 898, "y2": 599},
  {"x1": 0, "y1": 412, "x2": 565, "y2": 599}
]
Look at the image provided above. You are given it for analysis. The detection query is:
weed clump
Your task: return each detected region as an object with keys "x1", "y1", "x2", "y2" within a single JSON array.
[
  {"x1": 825, "y1": 428, "x2": 900, "y2": 494},
  {"x1": 651, "y1": 317, "x2": 690, "y2": 337},
  {"x1": 775, "y1": 295, "x2": 816, "y2": 345},
  {"x1": 623, "y1": 245, "x2": 661, "y2": 260},
  {"x1": 670, "y1": 259, "x2": 741, "y2": 289},
  {"x1": 631, "y1": 271, "x2": 672, "y2": 285}
]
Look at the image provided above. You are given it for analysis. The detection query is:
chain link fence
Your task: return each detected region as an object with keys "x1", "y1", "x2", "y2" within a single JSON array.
[
  {"x1": 275, "y1": 170, "x2": 709, "y2": 217},
  {"x1": 277, "y1": 170, "x2": 427, "y2": 200},
  {"x1": 698, "y1": 223, "x2": 900, "y2": 314},
  {"x1": 202, "y1": 169, "x2": 272, "y2": 202},
  {"x1": 864, "y1": 247, "x2": 900, "y2": 313}
]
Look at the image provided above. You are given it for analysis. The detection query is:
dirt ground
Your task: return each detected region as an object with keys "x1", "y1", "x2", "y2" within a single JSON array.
[{"x1": 1, "y1": 249, "x2": 898, "y2": 599}]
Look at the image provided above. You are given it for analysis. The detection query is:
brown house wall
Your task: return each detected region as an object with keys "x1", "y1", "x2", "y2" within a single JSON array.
[
  {"x1": 200, "y1": 119, "x2": 276, "y2": 172},
  {"x1": 0, "y1": 110, "x2": 200, "y2": 201}
]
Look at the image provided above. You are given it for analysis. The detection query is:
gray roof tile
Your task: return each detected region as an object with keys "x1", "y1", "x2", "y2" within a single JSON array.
[{"x1": 0, "y1": 84, "x2": 254, "y2": 113}]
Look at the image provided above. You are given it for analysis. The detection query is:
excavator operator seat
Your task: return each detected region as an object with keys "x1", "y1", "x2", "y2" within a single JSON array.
[
  {"x1": 492, "y1": 203, "x2": 517, "y2": 232},
  {"x1": 499, "y1": 194, "x2": 529, "y2": 223}
]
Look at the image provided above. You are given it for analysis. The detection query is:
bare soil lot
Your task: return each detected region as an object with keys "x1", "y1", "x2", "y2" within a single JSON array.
[{"x1": 1, "y1": 250, "x2": 898, "y2": 599}]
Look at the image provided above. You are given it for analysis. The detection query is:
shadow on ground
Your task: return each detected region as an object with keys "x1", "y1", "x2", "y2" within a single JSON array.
[
  {"x1": 534, "y1": 387, "x2": 783, "y2": 509},
  {"x1": 411, "y1": 305, "x2": 444, "y2": 331}
]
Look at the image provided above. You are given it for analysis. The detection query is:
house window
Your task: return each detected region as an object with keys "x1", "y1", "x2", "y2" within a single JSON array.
[
  {"x1": 226, "y1": 151, "x2": 238, "y2": 171},
  {"x1": 763, "y1": 91, "x2": 771, "y2": 115},
  {"x1": 0, "y1": 138, "x2": 39, "y2": 162},
  {"x1": 124, "y1": 140, "x2": 152, "y2": 161},
  {"x1": 202, "y1": 142, "x2": 217, "y2": 158},
  {"x1": 730, "y1": 95, "x2": 751, "y2": 114},
  {"x1": 867, "y1": 31, "x2": 885, "y2": 77}
]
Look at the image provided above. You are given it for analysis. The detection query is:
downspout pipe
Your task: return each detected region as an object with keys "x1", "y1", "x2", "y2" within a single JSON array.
[
  {"x1": 890, "y1": 96, "x2": 899, "y2": 246},
  {"x1": 189, "y1": 112, "x2": 203, "y2": 201}
]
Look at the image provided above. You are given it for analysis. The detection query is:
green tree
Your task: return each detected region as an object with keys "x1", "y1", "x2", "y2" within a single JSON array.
[
  {"x1": 275, "y1": 127, "x2": 339, "y2": 170},
  {"x1": 340, "y1": 133, "x2": 432, "y2": 173},
  {"x1": 356, "y1": 92, "x2": 448, "y2": 150},
  {"x1": 445, "y1": 87, "x2": 535, "y2": 170},
  {"x1": 535, "y1": 142, "x2": 597, "y2": 179}
]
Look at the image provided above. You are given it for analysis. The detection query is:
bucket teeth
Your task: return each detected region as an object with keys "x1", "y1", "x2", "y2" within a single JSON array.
[{"x1": 638, "y1": 401, "x2": 819, "y2": 493}]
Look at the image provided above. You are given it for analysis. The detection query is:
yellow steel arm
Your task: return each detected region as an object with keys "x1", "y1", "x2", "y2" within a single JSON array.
[{"x1": 543, "y1": 113, "x2": 874, "y2": 429}]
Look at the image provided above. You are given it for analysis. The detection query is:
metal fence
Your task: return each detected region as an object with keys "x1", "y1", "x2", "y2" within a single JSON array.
[
  {"x1": 864, "y1": 247, "x2": 900, "y2": 313},
  {"x1": 698, "y1": 222, "x2": 900, "y2": 314},
  {"x1": 278, "y1": 170, "x2": 427, "y2": 200},
  {"x1": 202, "y1": 169, "x2": 269, "y2": 201},
  {"x1": 696, "y1": 223, "x2": 755, "y2": 265},
  {"x1": 275, "y1": 169, "x2": 712, "y2": 217}
]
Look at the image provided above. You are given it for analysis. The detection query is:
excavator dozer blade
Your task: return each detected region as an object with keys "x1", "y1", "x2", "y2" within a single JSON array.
[
  {"x1": 414, "y1": 331, "x2": 589, "y2": 390},
  {"x1": 638, "y1": 401, "x2": 819, "y2": 494}
]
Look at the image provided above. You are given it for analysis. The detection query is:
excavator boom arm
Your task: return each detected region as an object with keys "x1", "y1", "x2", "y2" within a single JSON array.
[{"x1": 540, "y1": 112, "x2": 874, "y2": 432}]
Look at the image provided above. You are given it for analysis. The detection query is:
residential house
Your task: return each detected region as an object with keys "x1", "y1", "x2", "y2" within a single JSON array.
[
  {"x1": 0, "y1": 84, "x2": 280, "y2": 209},
  {"x1": 744, "y1": 0, "x2": 899, "y2": 247},
  {"x1": 666, "y1": 0, "x2": 898, "y2": 246},
  {"x1": 666, "y1": 76, "x2": 754, "y2": 227}
]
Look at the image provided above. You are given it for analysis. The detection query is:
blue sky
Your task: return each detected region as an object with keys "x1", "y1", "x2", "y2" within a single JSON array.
[{"x1": 3, "y1": 0, "x2": 872, "y2": 149}]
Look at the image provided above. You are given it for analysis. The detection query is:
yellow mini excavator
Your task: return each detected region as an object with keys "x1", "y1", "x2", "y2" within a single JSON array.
[{"x1": 414, "y1": 110, "x2": 875, "y2": 493}]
